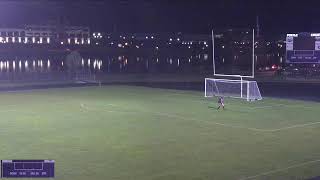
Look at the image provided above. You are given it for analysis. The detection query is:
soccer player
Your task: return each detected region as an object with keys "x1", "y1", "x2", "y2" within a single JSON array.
[{"x1": 217, "y1": 96, "x2": 225, "y2": 110}]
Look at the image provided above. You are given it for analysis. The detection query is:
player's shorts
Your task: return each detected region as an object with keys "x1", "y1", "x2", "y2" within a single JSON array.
[{"x1": 220, "y1": 103, "x2": 224, "y2": 106}]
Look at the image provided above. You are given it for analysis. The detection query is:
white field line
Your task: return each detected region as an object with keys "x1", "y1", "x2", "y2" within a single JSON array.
[
  {"x1": 168, "y1": 91, "x2": 320, "y2": 110},
  {"x1": 0, "y1": 101, "x2": 75, "y2": 110},
  {"x1": 152, "y1": 103, "x2": 320, "y2": 132},
  {"x1": 163, "y1": 92, "x2": 200, "y2": 98},
  {"x1": 0, "y1": 109, "x2": 19, "y2": 113},
  {"x1": 165, "y1": 113, "x2": 320, "y2": 133},
  {"x1": 0, "y1": 104, "x2": 21, "y2": 108},
  {"x1": 4, "y1": 100, "x2": 316, "y2": 133},
  {"x1": 92, "y1": 87, "x2": 319, "y2": 112},
  {"x1": 5, "y1": 89, "x2": 43, "y2": 93},
  {"x1": 249, "y1": 103, "x2": 318, "y2": 110},
  {"x1": 106, "y1": 104, "x2": 118, "y2": 107},
  {"x1": 79, "y1": 103, "x2": 320, "y2": 132},
  {"x1": 249, "y1": 104, "x2": 289, "y2": 109},
  {"x1": 162, "y1": 94, "x2": 319, "y2": 112},
  {"x1": 80, "y1": 103, "x2": 129, "y2": 113},
  {"x1": 152, "y1": 112, "x2": 263, "y2": 131},
  {"x1": 239, "y1": 159, "x2": 320, "y2": 180},
  {"x1": 257, "y1": 121, "x2": 320, "y2": 132}
]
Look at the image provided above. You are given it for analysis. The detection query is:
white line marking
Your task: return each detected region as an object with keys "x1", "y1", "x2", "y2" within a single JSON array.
[
  {"x1": 153, "y1": 112, "x2": 268, "y2": 132},
  {"x1": 80, "y1": 103, "x2": 320, "y2": 133},
  {"x1": 80, "y1": 103, "x2": 128, "y2": 114},
  {"x1": 0, "y1": 104, "x2": 22, "y2": 109},
  {"x1": 0, "y1": 109, "x2": 19, "y2": 113},
  {"x1": 106, "y1": 104, "x2": 119, "y2": 107},
  {"x1": 5, "y1": 89, "x2": 43, "y2": 93},
  {"x1": 249, "y1": 104, "x2": 289, "y2": 109},
  {"x1": 239, "y1": 159, "x2": 320, "y2": 180},
  {"x1": 152, "y1": 113, "x2": 320, "y2": 132},
  {"x1": 250, "y1": 103, "x2": 317, "y2": 110},
  {"x1": 257, "y1": 121, "x2": 320, "y2": 132},
  {"x1": 163, "y1": 92, "x2": 199, "y2": 98}
]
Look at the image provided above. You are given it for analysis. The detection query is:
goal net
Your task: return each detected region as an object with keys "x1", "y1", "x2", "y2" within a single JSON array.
[
  {"x1": 74, "y1": 69, "x2": 99, "y2": 84},
  {"x1": 205, "y1": 78, "x2": 262, "y2": 101}
]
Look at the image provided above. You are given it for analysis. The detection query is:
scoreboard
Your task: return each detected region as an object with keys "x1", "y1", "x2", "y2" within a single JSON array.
[
  {"x1": 1, "y1": 160, "x2": 54, "y2": 178},
  {"x1": 286, "y1": 33, "x2": 320, "y2": 63}
]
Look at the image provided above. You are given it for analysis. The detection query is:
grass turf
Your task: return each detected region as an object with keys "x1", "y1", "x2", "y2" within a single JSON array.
[{"x1": 0, "y1": 85, "x2": 319, "y2": 180}]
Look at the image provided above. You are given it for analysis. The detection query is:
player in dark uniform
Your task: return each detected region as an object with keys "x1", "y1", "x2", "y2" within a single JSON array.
[{"x1": 217, "y1": 97, "x2": 225, "y2": 110}]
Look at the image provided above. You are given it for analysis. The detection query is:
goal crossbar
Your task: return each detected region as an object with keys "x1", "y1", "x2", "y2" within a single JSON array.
[
  {"x1": 213, "y1": 74, "x2": 254, "y2": 79},
  {"x1": 205, "y1": 78, "x2": 253, "y2": 83}
]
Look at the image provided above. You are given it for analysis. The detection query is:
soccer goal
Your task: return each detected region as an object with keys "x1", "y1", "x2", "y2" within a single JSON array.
[
  {"x1": 206, "y1": 28, "x2": 262, "y2": 101},
  {"x1": 74, "y1": 69, "x2": 99, "y2": 84},
  {"x1": 205, "y1": 78, "x2": 262, "y2": 101}
]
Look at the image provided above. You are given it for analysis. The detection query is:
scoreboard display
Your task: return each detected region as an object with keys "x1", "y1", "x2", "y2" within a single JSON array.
[
  {"x1": 1, "y1": 160, "x2": 54, "y2": 178},
  {"x1": 286, "y1": 33, "x2": 320, "y2": 63}
]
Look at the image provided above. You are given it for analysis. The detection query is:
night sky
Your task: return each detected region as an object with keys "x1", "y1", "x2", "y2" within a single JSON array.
[{"x1": 0, "y1": 0, "x2": 319, "y2": 36}]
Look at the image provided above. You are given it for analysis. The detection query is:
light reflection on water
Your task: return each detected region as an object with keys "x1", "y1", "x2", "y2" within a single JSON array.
[
  {"x1": 0, "y1": 58, "x2": 103, "y2": 73},
  {"x1": 25, "y1": 61, "x2": 28, "y2": 69},
  {"x1": 0, "y1": 53, "x2": 272, "y2": 74}
]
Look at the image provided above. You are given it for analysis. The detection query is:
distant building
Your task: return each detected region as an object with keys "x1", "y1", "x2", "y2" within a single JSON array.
[{"x1": 0, "y1": 24, "x2": 91, "y2": 45}]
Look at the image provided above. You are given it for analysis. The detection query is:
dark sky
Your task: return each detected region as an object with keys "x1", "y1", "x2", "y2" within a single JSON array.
[{"x1": 0, "y1": 0, "x2": 319, "y2": 36}]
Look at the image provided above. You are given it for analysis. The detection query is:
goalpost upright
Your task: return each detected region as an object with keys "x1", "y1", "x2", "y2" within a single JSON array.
[
  {"x1": 206, "y1": 28, "x2": 262, "y2": 101},
  {"x1": 252, "y1": 28, "x2": 255, "y2": 78},
  {"x1": 212, "y1": 30, "x2": 215, "y2": 75}
]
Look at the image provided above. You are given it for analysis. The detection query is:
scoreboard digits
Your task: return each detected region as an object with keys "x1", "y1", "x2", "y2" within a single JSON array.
[{"x1": 1, "y1": 160, "x2": 55, "y2": 178}]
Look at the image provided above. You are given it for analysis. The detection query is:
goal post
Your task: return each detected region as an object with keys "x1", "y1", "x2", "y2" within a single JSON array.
[
  {"x1": 207, "y1": 28, "x2": 262, "y2": 101},
  {"x1": 205, "y1": 78, "x2": 262, "y2": 101},
  {"x1": 212, "y1": 28, "x2": 255, "y2": 78},
  {"x1": 74, "y1": 68, "x2": 100, "y2": 84}
]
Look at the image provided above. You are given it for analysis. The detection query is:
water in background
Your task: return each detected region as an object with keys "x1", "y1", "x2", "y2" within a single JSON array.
[
  {"x1": 0, "y1": 53, "x2": 211, "y2": 80},
  {"x1": 0, "y1": 52, "x2": 284, "y2": 83}
]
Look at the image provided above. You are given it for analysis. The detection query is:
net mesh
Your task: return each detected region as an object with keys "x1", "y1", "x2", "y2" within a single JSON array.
[{"x1": 205, "y1": 78, "x2": 262, "y2": 101}]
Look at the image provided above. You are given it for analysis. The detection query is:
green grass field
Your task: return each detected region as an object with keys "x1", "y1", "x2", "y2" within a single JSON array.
[{"x1": 0, "y1": 85, "x2": 320, "y2": 180}]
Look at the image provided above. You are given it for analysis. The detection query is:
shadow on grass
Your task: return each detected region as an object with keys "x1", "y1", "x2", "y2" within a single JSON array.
[
  {"x1": 208, "y1": 106, "x2": 250, "y2": 113},
  {"x1": 208, "y1": 106, "x2": 217, "y2": 109}
]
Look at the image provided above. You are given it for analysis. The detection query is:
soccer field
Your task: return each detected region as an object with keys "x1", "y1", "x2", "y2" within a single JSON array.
[{"x1": 0, "y1": 85, "x2": 319, "y2": 180}]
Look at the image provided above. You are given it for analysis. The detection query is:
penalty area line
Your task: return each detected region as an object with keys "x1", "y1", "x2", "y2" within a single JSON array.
[
  {"x1": 79, "y1": 103, "x2": 320, "y2": 133},
  {"x1": 239, "y1": 159, "x2": 320, "y2": 180},
  {"x1": 258, "y1": 121, "x2": 320, "y2": 132},
  {"x1": 79, "y1": 103, "x2": 257, "y2": 131},
  {"x1": 249, "y1": 103, "x2": 318, "y2": 110}
]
